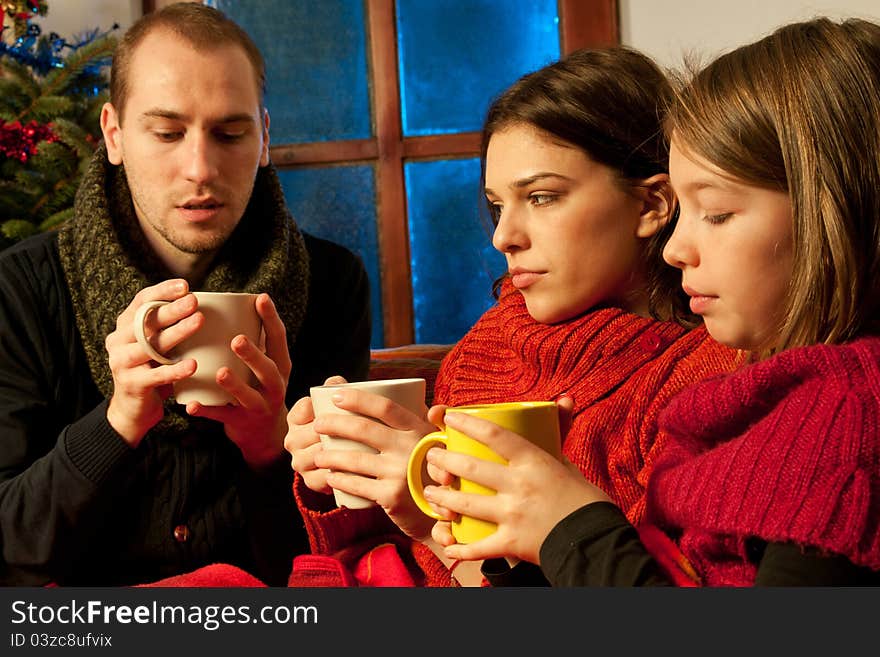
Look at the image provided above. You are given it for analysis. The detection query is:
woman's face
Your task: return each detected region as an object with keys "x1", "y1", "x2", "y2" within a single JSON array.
[
  {"x1": 663, "y1": 140, "x2": 794, "y2": 351},
  {"x1": 486, "y1": 124, "x2": 662, "y2": 323}
]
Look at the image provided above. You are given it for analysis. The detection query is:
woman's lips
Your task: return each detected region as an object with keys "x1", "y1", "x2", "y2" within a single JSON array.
[{"x1": 511, "y1": 271, "x2": 543, "y2": 289}]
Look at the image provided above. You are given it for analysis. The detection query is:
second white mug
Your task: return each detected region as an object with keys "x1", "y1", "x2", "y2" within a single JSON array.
[{"x1": 310, "y1": 377, "x2": 427, "y2": 509}]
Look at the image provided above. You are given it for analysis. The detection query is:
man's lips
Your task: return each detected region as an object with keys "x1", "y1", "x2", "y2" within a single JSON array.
[{"x1": 177, "y1": 199, "x2": 223, "y2": 222}]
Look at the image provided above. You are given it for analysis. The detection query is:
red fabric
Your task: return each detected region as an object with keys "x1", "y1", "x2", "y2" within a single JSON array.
[
  {"x1": 289, "y1": 555, "x2": 358, "y2": 587},
  {"x1": 296, "y1": 281, "x2": 743, "y2": 586},
  {"x1": 353, "y1": 544, "x2": 416, "y2": 586},
  {"x1": 136, "y1": 563, "x2": 267, "y2": 587},
  {"x1": 647, "y1": 335, "x2": 880, "y2": 585},
  {"x1": 289, "y1": 538, "x2": 426, "y2": 587},
  {"x1": 636, "y1": 524, "x2": 700, "y2": 587}
]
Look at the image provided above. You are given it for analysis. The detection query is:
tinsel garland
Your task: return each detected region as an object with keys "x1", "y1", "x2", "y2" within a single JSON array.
[{"x1": 0, "y1": 118, "x2": 56, "y2": 162}]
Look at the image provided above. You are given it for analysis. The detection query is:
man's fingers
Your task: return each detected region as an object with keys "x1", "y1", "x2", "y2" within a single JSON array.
[{"x1": 256, "y1": 293, "x2": 291, "y2": 380}]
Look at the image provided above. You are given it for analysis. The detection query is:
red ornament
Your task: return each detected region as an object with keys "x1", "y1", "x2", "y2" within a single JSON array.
[{"x1": 0, "y1": 118, "x2": 57, "y2": 162}]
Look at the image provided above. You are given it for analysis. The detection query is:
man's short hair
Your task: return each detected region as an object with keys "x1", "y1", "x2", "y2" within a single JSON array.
[{"x1": 110, "y1": 2, "x2": 266, "y2": 123}]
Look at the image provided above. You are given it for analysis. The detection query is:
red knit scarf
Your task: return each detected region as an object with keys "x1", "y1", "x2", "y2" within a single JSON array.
[{"x1": 647, "y1": 335, "x2": 880, "y2": 585}]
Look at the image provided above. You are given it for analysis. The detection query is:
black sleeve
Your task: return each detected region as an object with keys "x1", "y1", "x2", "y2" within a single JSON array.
[
  {"x1": 754, "y1": 541, "x2": 880, "y2": 586},
  {"x1": 539, "y1": 502, "x2": 673, "y2": 586},
  {"x1": 538, "y1": 501, "x2": 880, "y2": 587},
  {"x1": 482, "y1": 558, "x2": 551, "y2": 586},
  {"x1": 0, "y1": 237, "x2": 135, "y2": 584},
  {"x1": 287, "y1": 233, "x2": 372, "y2": 404}
]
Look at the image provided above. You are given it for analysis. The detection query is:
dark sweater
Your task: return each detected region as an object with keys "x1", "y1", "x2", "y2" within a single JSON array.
[{"x1": 0, "y1": 230, "x2": 370, "y2": 586}]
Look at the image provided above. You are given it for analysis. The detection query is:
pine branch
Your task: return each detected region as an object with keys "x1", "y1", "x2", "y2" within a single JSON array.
[
  {"x1": 41, "y1": 35, "x2": 117, "y2": 99},
  {"x1": 29, "y1": 95, "x2": 76, "y2": 122},
  {"x1": 0, "y1": 57, "x2": 41, "y2": 100},
  {"x1": 40, "y1": 205, "x2": 73, "y2": 231},
  {"x1": 15, "y1": 35, "x2": 116, "y2": 122},
  {"x1": 27, "y1": 158, "x2": 80, "y2": 218},
  {"x1": 1, "y1": 219, "x2": 39, "y2": 241},
  {"x1": 49, "y1": 117, "x2": 93, "y2": 159}
]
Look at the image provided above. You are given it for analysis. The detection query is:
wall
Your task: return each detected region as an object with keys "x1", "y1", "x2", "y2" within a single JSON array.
[
  {"x1": 620, "y1": 0, "x2": 880, "y2": 70},
  {"x1": 24, "y1": 0, "x2": 141, "y2": 38}
]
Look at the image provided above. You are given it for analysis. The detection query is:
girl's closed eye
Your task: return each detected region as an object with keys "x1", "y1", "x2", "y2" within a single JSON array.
[{"x1": 703, "y1": 212, "x2": 733, "y2": 224}]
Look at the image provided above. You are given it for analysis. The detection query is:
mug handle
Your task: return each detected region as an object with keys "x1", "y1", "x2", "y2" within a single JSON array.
[
  {"x1": 406, "y1": 431, "x2": 448, "y2": 520},
  {"x1": 132, "y1": 300, "x2": 180, "y2": 366}
]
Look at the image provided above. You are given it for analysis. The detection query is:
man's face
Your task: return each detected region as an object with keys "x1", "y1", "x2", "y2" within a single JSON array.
[{"x1": 101, "y1": 29, "x2": 269, "y2": 265}]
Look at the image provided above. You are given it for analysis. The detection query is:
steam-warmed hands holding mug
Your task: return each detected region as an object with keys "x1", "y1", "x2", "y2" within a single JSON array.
[{"x1": 419, "y1": 400, "x2": 613, "y2": 566}]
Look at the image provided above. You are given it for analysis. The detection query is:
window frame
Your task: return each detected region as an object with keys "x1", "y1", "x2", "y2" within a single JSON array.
[{"x1": 145, "y1": 0, "x2": 620, "y2": 346}]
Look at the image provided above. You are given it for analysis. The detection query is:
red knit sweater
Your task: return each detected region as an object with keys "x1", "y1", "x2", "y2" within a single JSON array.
[
  {"x1": 293, "y1": 281, "x2": 743, "y2": 585},
  {"x1": 647, "y1": 335, "x2": 880, "y2": 586}
]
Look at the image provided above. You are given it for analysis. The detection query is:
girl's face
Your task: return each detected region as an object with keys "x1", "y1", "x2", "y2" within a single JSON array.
[
  {"x1": 486, "y1": 124, "x2": 665, "y2": 323},
  {"x1": 663, "y1": 141, "x2": 794, "y2": 351}
]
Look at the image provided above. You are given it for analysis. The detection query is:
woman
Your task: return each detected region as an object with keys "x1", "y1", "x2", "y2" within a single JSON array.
[
  {"x1": 285, "y1": 47, "x2": 742, "y2": 586},
  {"x1": 425, "y1": 17, "x2": 880, "y2": 585}
]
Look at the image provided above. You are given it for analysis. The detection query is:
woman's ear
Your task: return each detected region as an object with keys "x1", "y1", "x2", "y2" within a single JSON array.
[{"x1": 635, "y1": 173, "x2": 674, "y2": 238}]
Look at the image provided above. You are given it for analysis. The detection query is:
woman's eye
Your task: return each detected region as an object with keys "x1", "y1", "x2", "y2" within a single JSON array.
[
  {"x1": 703, "y1": 212, "x2": 732, "y2": 224},
  {"x1": 530, "y1": 193, "x2": 556, "y2": 206}
]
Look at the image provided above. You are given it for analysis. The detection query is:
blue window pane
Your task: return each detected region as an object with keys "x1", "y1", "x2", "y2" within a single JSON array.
[
  {"x1": 396, "y1": 0, "x2": 559, "y2": 136},
  {"x1": 406, "y1": 159, "x2": 505, "y2": 344},
  {"x1": 209, "y1": 0, "x2": 371, "y2": 143},
  {"x1": 276, "y1": 166, "x2": 383, "y2": 348}
]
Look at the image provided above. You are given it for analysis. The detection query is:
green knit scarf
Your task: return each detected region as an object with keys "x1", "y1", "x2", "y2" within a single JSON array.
[{"x1": 58, "y1": 143, "x2": 309, "y2": 435}]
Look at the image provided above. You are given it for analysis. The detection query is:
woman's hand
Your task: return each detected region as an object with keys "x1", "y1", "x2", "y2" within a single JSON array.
[{"x1": 283, "y1": 375, "x2": 348, "y2": 494}]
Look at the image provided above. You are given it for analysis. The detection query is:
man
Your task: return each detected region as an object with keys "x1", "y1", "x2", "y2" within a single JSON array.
[{"x1": 0, "y1": 3, "x2": 370, "y2": 586}]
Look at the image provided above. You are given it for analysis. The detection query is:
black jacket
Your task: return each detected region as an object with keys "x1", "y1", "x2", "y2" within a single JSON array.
[{"x1": 0, "y1": 230, "x2": 370, "y2": 586}]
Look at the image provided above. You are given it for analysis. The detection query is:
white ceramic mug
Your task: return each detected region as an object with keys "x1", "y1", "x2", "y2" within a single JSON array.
[
  {"x1": 310, "y1": 377, "x2": 427, "y2": 509},
  {"x1": 133, "y1": 291, "x2": 261, "y2": 406}
]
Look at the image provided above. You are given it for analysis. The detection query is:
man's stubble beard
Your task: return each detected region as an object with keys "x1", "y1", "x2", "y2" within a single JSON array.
[{"x1": 151, "y1": 220, "x2": 232, "y2": 255}]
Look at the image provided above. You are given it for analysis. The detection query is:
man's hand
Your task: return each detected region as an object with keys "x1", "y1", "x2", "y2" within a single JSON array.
[
  {"x1": 105, "y1": 279, "x2": 200, "y2": 447},
  {"x1": 186, "y1": 293, "x2": 292, "y2": 469}
]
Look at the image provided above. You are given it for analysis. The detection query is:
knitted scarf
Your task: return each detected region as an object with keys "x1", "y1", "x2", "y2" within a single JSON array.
[
  {"x1": 57, "y1": 143, "x2": 309, "y2": 435},
  {"x1": 647, "y1": 335, "x2": 880, "y2": 585}
]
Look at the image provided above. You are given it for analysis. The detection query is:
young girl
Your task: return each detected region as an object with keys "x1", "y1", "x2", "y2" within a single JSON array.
[
  {"x1": 285, "y1": 47, "x2": 743, "y2": 586},
  {"x1": 423, "y1": 16, "x2": 880, "y2": 585}
]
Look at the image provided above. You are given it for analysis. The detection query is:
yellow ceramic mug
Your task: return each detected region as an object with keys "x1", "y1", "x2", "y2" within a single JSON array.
[{"x1": 407, "y1": 401, "x2": 562, "y2": 544}]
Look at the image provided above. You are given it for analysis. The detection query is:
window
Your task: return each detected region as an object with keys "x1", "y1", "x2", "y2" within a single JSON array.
[{"x1": 206, "y1": 0, "x2": 619, "y2": 347}]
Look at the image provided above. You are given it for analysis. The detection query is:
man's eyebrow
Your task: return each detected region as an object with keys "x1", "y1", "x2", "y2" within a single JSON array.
[
  {"x1": 485, "y1": 172, "x2": 573, "y2": 196},
  {"x1": 139, "y1": 109, "x2": 256, "y2": 124}
]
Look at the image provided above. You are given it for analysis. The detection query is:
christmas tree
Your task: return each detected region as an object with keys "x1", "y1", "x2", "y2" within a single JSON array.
[{"x1": 0, "y1": 0, "x2": 116, "y2": 250}]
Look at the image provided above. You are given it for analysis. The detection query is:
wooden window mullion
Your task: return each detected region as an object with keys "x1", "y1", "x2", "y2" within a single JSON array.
[
  {"x1": 559, "y1": 0, "x2": 619, "y2": 53},
  {"x1": 367, "y1": 0, "x2": 413, "y2": 346}
]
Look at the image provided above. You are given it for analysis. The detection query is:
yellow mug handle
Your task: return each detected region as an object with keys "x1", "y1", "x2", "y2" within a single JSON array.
[{"x1": 406, "y1": 430, "x2": 448, "y2": 520}]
